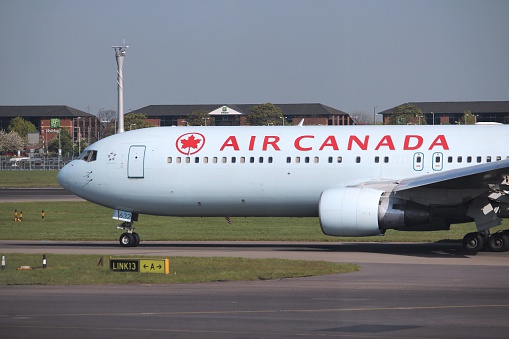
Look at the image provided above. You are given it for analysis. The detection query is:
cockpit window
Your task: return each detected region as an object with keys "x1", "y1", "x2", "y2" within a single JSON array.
[{"x1": 79, "y1": 150, "x2": 98, "y2": 162}]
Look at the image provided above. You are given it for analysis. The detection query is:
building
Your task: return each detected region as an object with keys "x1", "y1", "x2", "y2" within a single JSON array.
[
  {"x1": 129, "y1": 103, "x2": 353, "y2": 126},
  {"x1": 0, "y1": 105, "x2": 98, "y2": 150},
  {"x1": 379, "y1": 101, "x2": 509, "y2": 125}
]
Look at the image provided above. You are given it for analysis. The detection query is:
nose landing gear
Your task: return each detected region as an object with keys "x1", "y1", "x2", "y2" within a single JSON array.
[{"x1": 118, "y1": 221, "x2": 140, "y2": 247}]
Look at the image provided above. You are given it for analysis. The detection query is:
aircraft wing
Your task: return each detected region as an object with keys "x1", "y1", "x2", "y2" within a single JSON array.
[
  {"x1": 388, "y1": 159, "x2": 509, "y2": 231},
  {"x1": 394, "y1": 159, "x2": 509, "y2": 192}
]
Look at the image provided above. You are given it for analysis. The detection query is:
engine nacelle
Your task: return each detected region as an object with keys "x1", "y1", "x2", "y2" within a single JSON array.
[
  {"x1": 319, "y1": 187, "x2": 385, "y2": 236},
  {"x1": 319, "y1": 187, "x2": 434, "y2": 237}
]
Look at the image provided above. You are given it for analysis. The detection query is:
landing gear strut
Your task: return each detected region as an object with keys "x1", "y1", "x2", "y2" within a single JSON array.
[
  {"x1": 462, "y1": 230, "x2": 509, "y2": 252},
  {"x1": 117, "y1": 221, "x2": 140, "y2": 247}
]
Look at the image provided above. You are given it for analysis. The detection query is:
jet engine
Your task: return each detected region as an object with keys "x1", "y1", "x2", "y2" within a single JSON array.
[
  {"x1": 318, "y1": 187, "x2": 432, "y2": 237},
  {"x1": 318, "y1": 187, "x2": 385, "y2": 236}
]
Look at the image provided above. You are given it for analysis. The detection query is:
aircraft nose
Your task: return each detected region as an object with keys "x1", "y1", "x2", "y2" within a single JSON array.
[{"x1": 57, "y1": 164, "x2": 70, "y2": 190}]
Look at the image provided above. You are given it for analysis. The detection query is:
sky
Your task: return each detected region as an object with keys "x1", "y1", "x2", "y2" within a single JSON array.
[{"x1": 0, "y1": 0, "x2": 508, "y2": 118}]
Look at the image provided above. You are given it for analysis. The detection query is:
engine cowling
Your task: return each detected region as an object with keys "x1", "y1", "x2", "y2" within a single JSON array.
[
  {"x1": 319, "y1": 187, "x2": 385, "y2": 236},
  {"x1": 319, "y1": 187, "x2": 434, "y2": 237}
]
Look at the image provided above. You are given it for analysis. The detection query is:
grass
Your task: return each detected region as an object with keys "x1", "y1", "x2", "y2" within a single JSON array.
[
  {"x1": 0, "y1": 170, "x2": 60, "y2": 187},
  {"x1": 1, "y1": 200, "x2": 506, "y2": 242},
  {"x1": 0, "y1": 254, "x2": 360, "y2": 285}
]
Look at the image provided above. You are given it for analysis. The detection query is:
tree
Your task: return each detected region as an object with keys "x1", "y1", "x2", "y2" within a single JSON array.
[
  {"x1": 351, "y1": 111, "x2": 374, "y2": 125},
  {"x1": 47, "y1": 128, "x2": 73, "y2": 156},
  {"x1": 388, "y1": 104, "x2": 426, "y2": 125},
  {"x1": 186, "y1": 110, "x2": 215, "y2": 126},
  {"x1": 98, "y1": 109, "x2": 118, "y2": 138},
  {"x1": 124, "y1": 113, "x2": 153, "y2": 130},
  {"x1": 0, "y1": 130, "x2": 25, "y2": 154},
  {"x1": 245, "y1": 103, "x2": 283, "y2": 126},
  {"x1": 8, "y1": 116, "x2": 37, "y2": 138},
  {"x1": 461, "y1": 110, "x2": 476, "y2": 125}
]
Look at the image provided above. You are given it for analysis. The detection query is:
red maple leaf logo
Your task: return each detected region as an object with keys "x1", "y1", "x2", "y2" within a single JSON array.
[{"x1": 176, "y1": 133, "x2": 205, "y2": 155}]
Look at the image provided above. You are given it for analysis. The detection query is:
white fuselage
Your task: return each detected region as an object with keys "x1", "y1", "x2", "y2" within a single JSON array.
[{"x1": 57, "y1": 125, "x2": 509, "y2": 217}]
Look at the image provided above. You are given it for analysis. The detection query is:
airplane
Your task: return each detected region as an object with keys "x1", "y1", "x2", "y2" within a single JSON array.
[{"x1": 57, "y1": 124, "x2": 509, "y2": 252}]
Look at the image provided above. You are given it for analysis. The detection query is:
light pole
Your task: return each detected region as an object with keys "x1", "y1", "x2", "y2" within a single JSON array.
[
  {"x1": 202, "y1": 117, "x2": 209, "y2": 126},
  {"x1": 112, "y1": 44, "x2": 128, "y2": 133},
  {"x1": 373, "y1": 106, "x2": 377, "y2": 125}
]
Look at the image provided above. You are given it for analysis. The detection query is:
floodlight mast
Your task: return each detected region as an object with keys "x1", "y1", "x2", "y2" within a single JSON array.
[{"x1": 112, "y1": 45, "x2": 128, "y2": 133}]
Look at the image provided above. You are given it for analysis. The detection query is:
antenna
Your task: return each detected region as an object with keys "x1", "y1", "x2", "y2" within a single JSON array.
[{"x1": 112, "y1": 44, "x2": 129, "y2": 133}]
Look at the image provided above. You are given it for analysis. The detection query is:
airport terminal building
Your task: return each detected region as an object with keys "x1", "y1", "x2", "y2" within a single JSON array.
[
  {"x1": 0, "y1": 105, "x2": 98, "y2": 148},
  {"x1": 379, "y1": 101, "x2": 509, "y2": 125},
  {"x1": 129, "y1": 103, "x2": 353, "y2": 126}
]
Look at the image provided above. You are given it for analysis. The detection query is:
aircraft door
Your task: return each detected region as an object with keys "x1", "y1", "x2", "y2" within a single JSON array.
[
  {"x1": 432, "y1": 152, "x2": 443, "y2": 171},
  {"x1": 413, "y1": 152, "x2": 424, "y2": 171},
  {"x1": 128, "y1": 145, "x2": 146, "y2": 178}
]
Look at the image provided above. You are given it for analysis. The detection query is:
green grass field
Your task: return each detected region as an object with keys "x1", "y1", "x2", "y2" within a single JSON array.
[
  {"x1": 0, "y1": 200, "x2": 503, "y2": 242},
  {"x1": 0, "y1": 254, "x2": 359, "y2": 285},
  {"x1": 0, "y1": 170, "x2": 60, "y2": 187}
]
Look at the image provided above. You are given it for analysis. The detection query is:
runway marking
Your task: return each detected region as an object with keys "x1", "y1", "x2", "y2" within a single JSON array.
[{"x1": 6, "y1": 303, "x2": 509, "y2": 318}]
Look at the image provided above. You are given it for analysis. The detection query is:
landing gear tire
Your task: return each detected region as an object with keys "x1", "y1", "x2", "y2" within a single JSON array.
[
  {"x1": 119, "y1": 233, "x2": 135, "y2": 247},
  {"x1": 463, "y1": 232, "x2": 484, "y2": 252},
  {"x1": 488, "y1": 232, "x2": 509, "y2": 252},
  {"x1": 132, "y1": 232, "x2": 140, "y2": 247}
]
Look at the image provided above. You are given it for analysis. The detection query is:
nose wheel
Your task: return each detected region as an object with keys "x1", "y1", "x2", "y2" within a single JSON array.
[{"x1": 118, "y1": 222, "x2": 140, "y2": 247}]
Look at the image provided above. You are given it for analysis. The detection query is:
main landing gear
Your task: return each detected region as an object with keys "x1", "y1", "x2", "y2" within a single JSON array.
[
  {"x1": 117, "y1": 221, "x2": 140, "y2": 247},
  {"x1": 463, "y1": 230, "x2": 509, "y2": 253}
]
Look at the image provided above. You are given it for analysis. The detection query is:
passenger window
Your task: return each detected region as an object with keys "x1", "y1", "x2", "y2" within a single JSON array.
[
  {"x1": 195, "y1": 157, "x2": 200, "y2": 163},
  {"x1": 295, "y1": 157, "x2": 301, "y2": 164},
  {"x1": 304, "y1": 157, "x2": 310, "y2": 163},
  {"x1": 314, "y1": 157, "x2": 319, "y2": 163},
  {"x1": 259, "y1": 157, "x2": 264, "y2": 163},
  {"x1": 384, "y1": 157, "x2": 389, "y2": 163},
  {"x1": 467, "y1": 156, "x2": 472, "y2": 163},
  {"x1": 457, "y1": 156, "x2": 462, "y2": 163},
  {"x1": 231, "y1": 157, "x2": 236, "y2": 163},
  {"x1": 250, "y1": 157, "x2": 255, "y2": 163},
  {"x1": 448, "y1": 156, "x2": 453, "y2": 163},
  {"x1": 176, "y1": 157, "x2": 182, "y2": 164},
  {"x1": 185, "y1": 157, "x2": 190, "y2": 163},
  {"x1": 240, "y1": 157, "x2": 245, "y2": 163},
  {"x1": 477, "y1": 156, "x2": 482, "y2": 163},
  {"x1": 212, "y1": 157, "x2": 218, "y2": 164},
  {"x1": 356, "y1": 156, "x2": 361, "y2": 163},
  {"x1": 416, "y1": 156, "x2": 422, "y2": 163},
  {"x1": 287, "y1": 157, "x2": 291, "y2": 164},
  {"x1": 337, "y1": 156, "x2": 342, "y2": 163},
  {"x1": 487, "y1": 156, "x2": 491, "y2": 163},
  {"x1": 328, "y1": 156, "x2": 333, "y2": 163},
  {"x1": 268, "y1": 157, "x2": 273, "y2": 163},
  {"x1": 375, "y1": 156, "x2": 380, "y2": 163},
  {"x1": 167, "y1": 157, "x2": 172, "y2": 163},
  {"x1": 222, "y1": 157, "x2": 227, "y2": 163},
  {"x1": 203, "y1": 157, "x2": 208, "y2": 164},
  {"x1": 497, "y1": 156, "x2": 502, "y2": 161}
]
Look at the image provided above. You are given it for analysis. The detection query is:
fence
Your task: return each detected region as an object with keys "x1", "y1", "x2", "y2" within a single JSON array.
[{"x1": 0, "y1": 156, "x2": 74, "y2": 171}]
